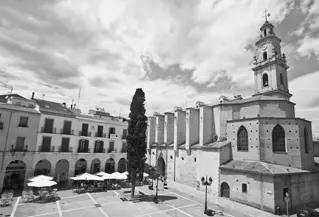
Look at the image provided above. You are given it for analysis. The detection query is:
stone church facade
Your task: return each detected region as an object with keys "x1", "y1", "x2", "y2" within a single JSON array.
[{"x1": 146, "y1": 20, "x2": 319, "y2": 214}]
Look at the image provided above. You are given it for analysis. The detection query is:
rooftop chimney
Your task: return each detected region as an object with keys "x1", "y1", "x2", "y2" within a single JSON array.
[
  {"x1": 71, "y1": 104, "x2": 73, "y2": 109},
  {"x1": 74, "y1": 104, "x2": 76, "y2": 108},
  {"x1": 62, "y1": 102, "x2": 66, "y2": 107},
  {"x1": 31, "y1": 92, "x2": 35, "y2": 100}
]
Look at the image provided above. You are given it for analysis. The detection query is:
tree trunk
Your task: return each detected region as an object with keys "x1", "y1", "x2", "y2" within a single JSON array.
[{"x1": 131, "y1": 168, "x2": 136, "y2": 197}]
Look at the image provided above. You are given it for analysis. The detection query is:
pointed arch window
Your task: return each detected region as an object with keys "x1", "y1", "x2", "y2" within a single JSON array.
[
  {"x1": 237, "y1": 126, "x2": 248, "y2": 151},
  {"x1": 262, "y1": 74, "x2": 269, "y2": 87},
  {"x1": 263, "y1": 52, "x2": 267, "y2": 60},
  {"x1": 304, "y1": 127, "x2": 309, "y2": 153},
  {"x1": 272, "y1": 125, "x2": 286, "y2": 152},
  {"x1": 264, "y1": 29, "x2": 267, "y2": 37}
]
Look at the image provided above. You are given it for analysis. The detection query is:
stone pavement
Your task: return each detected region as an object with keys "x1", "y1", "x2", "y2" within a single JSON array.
[{"x1": 160, "y1": 181, "x2": 279, "y2": 217}]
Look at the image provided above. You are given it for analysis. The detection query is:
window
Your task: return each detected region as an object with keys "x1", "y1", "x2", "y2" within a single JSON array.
[
  {"x1": 264, "y1": 29, "x2": 267, "y2": 37},
  {"x1": 63, "y1": 121, "x2": 72, "y2": 134},
  {"x1": 237, "y1": 126, "x2": 248, "y2": 151},
  {"x1": 272, "y1": 124, "x2": 286, "y2": 152},
  {"x1": 109, "y1": 127, "x2": 116, "y2": 134},
  {"x1": 283, "y1": 188, "x2": 289, "y2": 199},
  {"x1": 16, "y1": 137, "x2": 25, "y2": 151},
  {"x1": 108, "y1": 141, "x2": 115, "y2": 153},
  {"x1": 263, "y1": 52, "x2": 267, "y2": 60},
  {"x1": 262, "y1": 74, "x2": 269, "y2": 87},
  {"x1": 280, "y1": 74, "x2": 283, "y2": 85},
  {"x1": 121, "y1": 142, "x2": 127, "y2": 153},
  {"x1": 0, "y1": 122, "x2": 3, "y2": 130},
  {"x1": 18, "y1": 116, "x2": 28, "y2": 127},
  {"x1": 61, "y1": 138, "x2": 70, "y2": 152},
  {"x1": 42, "y1": 137, "x2": 51, "y2": 152},
  {"x1": 44, "y1": 118, "x2": 54, "y2": 133},
  {"x1": 122, "y1": 129, "x2": 128, "y2": 139},
  {"x1": 304, "y1": 127, "x2": 309, "y2": 153},
  {"x1": 97, "y1": 125, "x2": 103, "y2": 137},
  {"x1": 242, "y1": 183, "x2": 247, "y2": 193}
]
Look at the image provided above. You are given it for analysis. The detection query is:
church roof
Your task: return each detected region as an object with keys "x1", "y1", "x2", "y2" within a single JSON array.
[
  {"x1": 215, "y1": 95, "x2": 295, "y2": 106},
  {"x1": 220, "y1": 160, "x2": 310, "y2": 176}
]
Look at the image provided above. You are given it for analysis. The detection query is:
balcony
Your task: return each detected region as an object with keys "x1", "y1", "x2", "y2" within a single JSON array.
[
  {"x1": 77, "y1": 148, "x2": 90, "y2": 153},
  {"x1": 60, "y1": 129, "x2": 74, "y2": 135},
  {"x1": 41, "y1": 127, "x2": 56, "y2": 134},
  {"x1": 18, "y1": 124, "x2": 28, "y2": 128},
  {"x1": 94, "y1": 148, "x2": 105, "y2": 153},
  {"x1": 121, "y1": 147, "x2": 127, "y2": 153},
  {"x1": 95, "y1": 132, "x2": 106, "y2": 138},
  {"x1": 58, "y1": 146, "x2": 73, "y2": 152},
  {"x1": 10, "y1": 145, "x2": 28, "y2": 152},
  {"x1": 107, "y1": 148, "x2": 117, "y2": 153},
  {"x1": 79, "y1": 131, "x2": 91, "y2": 137},
  {"x1": 109, "y1": 134, "x2": 118, "y2": 139},
  {"x1": 39, "y1": 145, "x2": 55, "y2": 152}
]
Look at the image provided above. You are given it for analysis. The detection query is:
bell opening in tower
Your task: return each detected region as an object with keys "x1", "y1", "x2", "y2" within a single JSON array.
[
  {"x1": 262, "y1": 74, "x2": 269, "y2": 87},
  {"x1": 263, "y1": 52, "x2": 267, "y2": 61}
]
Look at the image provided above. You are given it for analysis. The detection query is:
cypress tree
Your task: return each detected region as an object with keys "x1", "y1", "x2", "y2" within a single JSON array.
[{"x1": 127, "y1": 88, "x2": 148, "y2": 196}]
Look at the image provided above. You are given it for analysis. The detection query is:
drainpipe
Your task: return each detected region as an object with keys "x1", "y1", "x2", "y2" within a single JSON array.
[
  {"x1": 1, "y1": 111, "x2": 13, "y2": 171},
  {"x1": 173, "y1": 150, "x2": 176, "y2": 182}
]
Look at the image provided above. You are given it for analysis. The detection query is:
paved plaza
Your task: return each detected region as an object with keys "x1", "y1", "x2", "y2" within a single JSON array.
[{"x1": 1, "y1": 187, "x2": 233, "y2": 217}]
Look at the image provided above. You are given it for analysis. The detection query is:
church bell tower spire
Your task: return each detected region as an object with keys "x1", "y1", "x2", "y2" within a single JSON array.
[{"x1": 252, "y1": 11, "x2": 292, "y2": 100}]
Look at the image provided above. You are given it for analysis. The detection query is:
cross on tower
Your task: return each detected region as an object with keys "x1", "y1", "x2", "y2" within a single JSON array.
[{"x1": 263, "y1": 9, "x2": 271, "y2": 22}]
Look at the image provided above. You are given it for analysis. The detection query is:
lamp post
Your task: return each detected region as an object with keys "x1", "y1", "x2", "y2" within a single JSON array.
[
  {"x1": 153, "y1": 173, "x2": 165, "y2": 204},
  {"x1": 201, "y1": 176, "x2": 213, "y2": 214}
]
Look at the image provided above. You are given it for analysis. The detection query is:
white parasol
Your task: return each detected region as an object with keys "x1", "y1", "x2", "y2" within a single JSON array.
[
  {"x1": 27, "y1": 180, "x2": 57, "y2": 187},
  {"x1": 101, "y1": 174, "x2": 112, "y2": 180},
  {"x1": 28, "y1": 175, "x2": 53, "y2": 182},
  {"x1": 110, "y1": 172, "x2": 127, "y2": 180},
  {"x1": 70, "y1": 173, "x2": 104, "y2": 181},
  {"x1": 122, "y1": 171, "x2": 129, "y2": 175},
  {"x1": 143, "y1": 173, "x2": 149, "y2": 178},
  {"x1": 95, "y1": 171, "x2": 110, "y2": 177}
]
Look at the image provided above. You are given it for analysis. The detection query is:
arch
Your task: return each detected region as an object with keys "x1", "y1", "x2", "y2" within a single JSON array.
[
  {"x1": 262, "y1": 73, "x2": 269, "y2": 87},
  {"x1": 105, "y1": 158, "x2": 115, "y2": 173},
  {"x1": 3, "y1": 160, "x2": 26, "y2": 191},
  {"x1": 272, "y1": 124, "x2": 286, "y2": 152},
  {"x1": 221, "y1": 182, "x2": 230, "y2": 198},
  {"x1": 90, "y1": 158, "x2": 101, "y2": 174},
  {"x1": 74, "y1": 158, "x2": 87, "y2": 176},
  {"x1": 34, "y1": 159, "x2": 51, "y2": 176},
  {"x1": 263, "y1": 29, "x2": 267, "y2": 37},
  {"x1": 263, "y1": 52, "x2": 267, "y2": 60},
  {"x1": 55, "y1": 159, "x2": 69, "y2": 183},
  {"x1": 157, "y1": 157, "x2": 166, "y2": 177},
  {"x1": 304, "y1": 127, "x2": 309, "y2": 153},
  {"x1": 280, "y1": 74, "x2": 283, "y2": 85},
  {"x1": 118, "y1": 158, "x2": 126, "y2": 173},
  {"x1": 237, "y1": 126, "x2": 248, "y2": 151}
]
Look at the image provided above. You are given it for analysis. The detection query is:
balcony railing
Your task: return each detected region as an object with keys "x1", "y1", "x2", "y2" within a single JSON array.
[
  {"x1": 94, "y1": 148, "x2": 105, "y2": 153},
  {"x1": 39, "y1": 145, "x2": 55, "y2": 152},
  {"x1": 11, "y1": 145, "x2": 28, "y2": 152},
  {"x1": 60, "y1": 129, "x2": 74, "y2": 135},
  {"x1": 79, "y1": 131, "x2": 91, "y2": 137},
  {"x1": 77, "y1": 148, "x2": 90, "y2": 153},
  {"x1": 121, "y1": 147, "x2": 127, "y2": 153},
  {"x1": 58, "y1": 146, "x2": 73, "y2": 152},
  {"x1": 18, "y1": 124, "x2": 28, "y2": 128},
  {"x1": 95, "y1": 132, "x2": 105, "y2": 138},
  {"x1": 109, "y1": 134, "x2": 118, "y2": 139},
  {"x1": 41, "y1": 127, "x2": 56, "y2": 134},
  {"x1": 107, "y1": 148, "x2": 117, "y2": 153}
]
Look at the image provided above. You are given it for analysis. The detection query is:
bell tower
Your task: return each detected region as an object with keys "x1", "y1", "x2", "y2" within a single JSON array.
[{"x1": 252, "y1": 11, "x2": 292, "y2": 100}]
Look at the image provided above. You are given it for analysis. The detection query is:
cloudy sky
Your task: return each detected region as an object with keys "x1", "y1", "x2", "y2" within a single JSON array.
[{"x1": 0, "y1": 0, "x2": 319, "y2": 135}]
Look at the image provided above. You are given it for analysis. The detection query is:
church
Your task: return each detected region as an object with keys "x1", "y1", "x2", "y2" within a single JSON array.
[{"x1": 145, "y1": 19, "x2": 319, "y2": 214}]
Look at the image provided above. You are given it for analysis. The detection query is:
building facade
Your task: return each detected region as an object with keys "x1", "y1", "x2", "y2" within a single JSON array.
[
  {"x1": 146, "y1": 20, "x2": 319, "y2": 214},
  {"x1": 0, "y1": 93, "x2": 128, "y2": 192}
]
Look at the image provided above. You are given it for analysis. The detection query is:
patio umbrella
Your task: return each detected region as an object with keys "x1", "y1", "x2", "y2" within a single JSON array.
[
  {"x1": 101, "y1": 174, "x2": 112, "y2": 180},
  {"x1": 70, "y1": 173, "x2": 104, "y2": 181},
  {"x1": 110, "y1": 172, "x2": 127, "y2": 180},
  {"x1": 143, "y1": 173, "x2": 149, "y2": 178},
  {"x1": 28, "y1": 175, "x2": 53, "y2": 182},
  {"x1": 27, "y1": 180, "x2": 57, "y2": 187},
  {"x1": 95, "y1": 172, "x2": 110, "y2": 177},
  {"x1": 122, "y1": 171, "x2": 129, "y2": 175}
]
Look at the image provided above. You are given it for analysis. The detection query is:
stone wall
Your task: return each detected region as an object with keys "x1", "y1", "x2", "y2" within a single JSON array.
[{"x1": 219, "y1": 169, "x2": 275, "y2": 213}]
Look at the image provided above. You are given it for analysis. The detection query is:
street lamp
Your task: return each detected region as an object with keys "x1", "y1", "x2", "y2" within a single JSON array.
[
  {"x1": 153, "y1": 173, "x2": 165, "y2": 204},
  {"x1": 201, "y1": 176, "x2": 213, "y2": 215}
]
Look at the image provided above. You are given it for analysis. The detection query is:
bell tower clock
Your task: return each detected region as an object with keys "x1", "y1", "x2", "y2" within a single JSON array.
[{"x1": 252, "y1": 12, "x2": 292, "y2": 100}]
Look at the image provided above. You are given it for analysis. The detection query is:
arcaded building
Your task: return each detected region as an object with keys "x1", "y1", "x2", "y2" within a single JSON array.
[
  {"x1": 0, "y1": 93, "x2": 128, "y2": 192},
  {"x1": 146, "y1": 20, "x2": 319, "y2": 214}
]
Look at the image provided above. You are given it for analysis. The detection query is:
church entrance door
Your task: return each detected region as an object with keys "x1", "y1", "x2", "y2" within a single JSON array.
[{"x1": 221, "y1": 182, "x2": 230, "y2": 198}]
